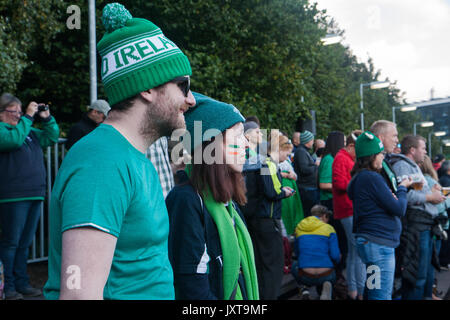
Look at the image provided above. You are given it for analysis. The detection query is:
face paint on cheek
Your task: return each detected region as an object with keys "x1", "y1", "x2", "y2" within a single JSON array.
[{"x1": 227, "y1": 144, "x2": 239, "y2": 155}]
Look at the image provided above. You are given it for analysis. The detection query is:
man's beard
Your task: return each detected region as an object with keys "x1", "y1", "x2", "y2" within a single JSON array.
[{"x1": 139, "y1": 89, "x2": 186, "y2": 145}]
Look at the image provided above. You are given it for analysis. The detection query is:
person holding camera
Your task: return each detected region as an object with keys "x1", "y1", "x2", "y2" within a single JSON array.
[{"x1": 0, "y1": 93, "x2": 60, "y2": 300}]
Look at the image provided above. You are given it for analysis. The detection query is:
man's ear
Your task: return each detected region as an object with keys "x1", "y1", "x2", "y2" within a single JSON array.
[{"x1": 140, "y1": 89, "x2": 156, "y2": 103}]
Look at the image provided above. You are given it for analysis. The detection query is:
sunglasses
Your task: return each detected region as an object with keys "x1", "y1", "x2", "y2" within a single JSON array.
[
  {"x1": 3, "y1": 109, "x2": 23, "y2": 116},
  {"x1": 170, "y1": 76, "x2": 190, "y2": 97}
]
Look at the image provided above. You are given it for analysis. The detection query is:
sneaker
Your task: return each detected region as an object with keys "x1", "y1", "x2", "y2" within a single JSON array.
[
  {"x1": 16, "y1": 286, "x2": 42, "y2": 297},
  {"x1": 5, "y1": 290, "x2": 24, "y2": 300},
  {"x1": 301, "y1": 289, "x2": 310, "y2": 300},
  {"x1": 320, "y1": 281, "x2": 332, "y2": 300}
]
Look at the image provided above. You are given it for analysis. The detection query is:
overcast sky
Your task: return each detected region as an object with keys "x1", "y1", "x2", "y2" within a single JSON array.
[{"x1": 315, "y1": 0, "x2": 450, "y2": 104}]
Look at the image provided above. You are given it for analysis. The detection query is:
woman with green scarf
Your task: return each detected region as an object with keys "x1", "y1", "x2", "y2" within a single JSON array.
[{"x1": 166, "y1": 92, "x2": 259, "y2": 300}]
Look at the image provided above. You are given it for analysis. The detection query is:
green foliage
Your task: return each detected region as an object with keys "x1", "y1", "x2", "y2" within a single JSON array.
[
  {"x1": 0, "y1": 0, "x2": 64, "y2": 93},
  {"x1": 5, "y1": 0, "x2": 410, "y2": 140}
]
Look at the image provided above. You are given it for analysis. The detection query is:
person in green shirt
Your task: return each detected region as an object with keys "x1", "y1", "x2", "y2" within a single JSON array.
[
  {"x1": 43, "y1": 3, "x2": 196, "y2": 300},
  {"x1": 318, "y1": 132, "x2": 345, "y2": 211},
  {"x1": 318, "y1": 131, "x2": 347, "y2": 283}
]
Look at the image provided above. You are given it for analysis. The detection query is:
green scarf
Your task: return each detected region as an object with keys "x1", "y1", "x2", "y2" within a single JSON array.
[
  {"x1": 203, "y1": 193, "x2": 259, "y2": 300},
  {"x1": 185, "y1": 164, "x2": 259, "y2": 300}
]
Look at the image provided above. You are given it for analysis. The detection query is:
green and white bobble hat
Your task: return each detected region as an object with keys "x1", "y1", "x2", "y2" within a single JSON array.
[
  {"x1": 97, "y1": 3, "x2": 192, "y2": 106},
  {"x1": 355, "y1": 131, "x2": 384, "y2": 159}
]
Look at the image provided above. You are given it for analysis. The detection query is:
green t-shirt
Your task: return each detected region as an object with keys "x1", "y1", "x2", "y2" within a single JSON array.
[
  {"x1": 318, "y1": 154, "x2": 334, "y2": 201},
  {"x1": 43, "y1": 124, "x2": 174, "y2": 300}
]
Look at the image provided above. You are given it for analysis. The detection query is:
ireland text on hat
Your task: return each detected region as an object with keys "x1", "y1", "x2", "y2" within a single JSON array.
[{"x1": 101, "y1": 33, "x2": 181, "y2": 83}]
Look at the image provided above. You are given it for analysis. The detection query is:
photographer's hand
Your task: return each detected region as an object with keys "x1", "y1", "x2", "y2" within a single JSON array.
[
  {"x1": 26, "y1": 101, "x2": 38, "y2": 118},
  {"x1": 38, "y1": 103, "x2": 51, "y2": 119}
]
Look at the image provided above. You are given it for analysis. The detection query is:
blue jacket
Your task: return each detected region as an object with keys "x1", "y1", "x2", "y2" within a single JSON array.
[
  {"x1": 0, "y1": 115, "x2": 59, "y2": 201},
  {"x1": 294, "y1": 216, "x2": 340, "y2": 269},
  {"x1": 347, "y1": 169, "x2": 408, "y2": 248}
]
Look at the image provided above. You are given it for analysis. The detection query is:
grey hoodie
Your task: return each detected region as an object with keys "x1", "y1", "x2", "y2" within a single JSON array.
[{"x1": 389, "y1": 153, "x2": 438, "y2": 217}]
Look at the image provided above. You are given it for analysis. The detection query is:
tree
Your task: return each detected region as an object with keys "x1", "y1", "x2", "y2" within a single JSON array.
[
  {"x1": 12, "y1": 0, "x2": 410, "y2": 139},
  {"x1": 0, "y1": 0, "x2": 64, "y2": 93}
]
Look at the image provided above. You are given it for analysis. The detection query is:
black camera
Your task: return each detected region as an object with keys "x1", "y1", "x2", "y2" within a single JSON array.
[{"x1": 38, "y1": 104, "x2": 49, "y2": 112}]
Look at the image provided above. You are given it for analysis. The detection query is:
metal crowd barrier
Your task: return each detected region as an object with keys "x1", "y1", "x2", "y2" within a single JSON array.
[{"x1": 28, "y1": 138, "x2": 67, "y2": 263}]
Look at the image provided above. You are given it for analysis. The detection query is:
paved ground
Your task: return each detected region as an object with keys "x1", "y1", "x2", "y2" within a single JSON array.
[
  {"x1": 285, "y1": 266, "x2": 450, "y2": 300},
  {"x1": 19, "y1": 261, "x2": 450, "y2": 300}
]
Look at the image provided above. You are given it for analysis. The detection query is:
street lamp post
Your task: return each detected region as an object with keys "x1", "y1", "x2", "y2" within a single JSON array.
[
  {"x1": 392, "y1": 105, "x2": 417, "y2": 124},
  {"x1": 360, "y1": 81, "x2": 390, "y2": 131},
  {"x1": 88, "y1": 0, "x2": 97, "y2": 103},
  {"x1": 413, "y1": 121, "x2": 434, "y2": 136},
  {"x1": 427, "y1": 131, "x2": 446, "y2": 157}
]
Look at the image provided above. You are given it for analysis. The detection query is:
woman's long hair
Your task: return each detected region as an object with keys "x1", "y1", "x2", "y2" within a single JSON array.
[
  {"x1": 350, "y1": 154, "x2": 380, "y2": 177},
  {"x1": 189, "y1": 137, "x2": 247, "y2": 206},
  {"x1": 419, "y1": 155, "x2": 438, "y2": 181},
  {"x1": 323, "y1": 131, "x2": 345, "y2": 158}
]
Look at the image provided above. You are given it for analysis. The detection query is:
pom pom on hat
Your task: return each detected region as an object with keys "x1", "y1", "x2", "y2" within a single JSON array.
[{"x1": 102, "y1": 3, "x2": 132, "y2": 33}]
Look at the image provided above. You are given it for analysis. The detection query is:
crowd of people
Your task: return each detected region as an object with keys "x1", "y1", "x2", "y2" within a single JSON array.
[{"x1": 0, "y1": 3, "x2": 449, "y2": 301}]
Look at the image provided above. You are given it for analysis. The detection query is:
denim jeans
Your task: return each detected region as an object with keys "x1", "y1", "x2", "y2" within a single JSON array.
[
  {"x1": 341, "y1": 217, "x2": 366, "y2": 295},
  {"x1": 0, "y1": 200, "x2": 42, "y2": 293},
  {"x1": 356, "y1": 237, "x2": 395, "y2": 300},
  {"x1": 402, "y1": 230, "x2": 433, "y2": 300},
  {"x1": 424, "y1": 239, "x2": 441, "y2": 298}
]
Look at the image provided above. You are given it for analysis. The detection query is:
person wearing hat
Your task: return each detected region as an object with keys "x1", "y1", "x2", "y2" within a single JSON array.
[
  {"x1": 65, "y1": 99, "x2": 111, "y2": 150},
  {"x1": 240, "y1": 130, "x2": 295, "y2": 300},
  {"x1": 166, "y1": 92, "x2": 259, "y2": 300},
  {"x1": 44, "y1": 3, "x2": 195, "y2": 300},
  {"x1": 293, "y1": 130, "x2": 319, "y2": 217},
  {"x1": 243, "y1": 121, "x2": 262, "y2": 160},
  {"x1": 347, "y1": 131, "x2": 412, "y2": 300}
]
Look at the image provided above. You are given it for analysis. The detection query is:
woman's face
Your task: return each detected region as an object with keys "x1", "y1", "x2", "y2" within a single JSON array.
[
  {"x1": 372, "y1": 152, "x2": 385, "y2": 170},
  {"x1": 0, "y1": 103, "x2": 22, "y2": 126},
  {"x1": 279, "y1": 149, "x2": 291, "y2": 163},
  {"x1": 224, "y1": 122, "x2": 248, "y2": 173},
  {"x1": 247, "y1": 128, "x2": 262, "y2": 145},
  {"x1": 346, "y1": 144, "x2": 356, "y2": 159}
]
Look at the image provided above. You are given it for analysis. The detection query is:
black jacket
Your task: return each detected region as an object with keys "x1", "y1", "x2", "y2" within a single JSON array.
[
  {"x1": 240, "y1": 156, "x2": 287, "y2": 220},
  {"x1": 397, "y1": 208, "x2": 442, "y2": 287},
  {"x1": 440, "y1": 174, "x2": 450, "y2": 187},
  {"x1": 65, "y1": 113, "x2": 98, "y2": 150},
  {"x1": 293, "y1": 145, "x2": 318, "y2": 189}
]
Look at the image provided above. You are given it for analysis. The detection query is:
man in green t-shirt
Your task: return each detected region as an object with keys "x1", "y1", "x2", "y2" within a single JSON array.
[{"x1": 44, "y1": 3, "x2": 196, "y2": 300}]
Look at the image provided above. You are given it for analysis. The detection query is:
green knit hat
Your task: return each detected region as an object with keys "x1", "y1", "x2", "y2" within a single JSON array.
[
  {"x1": 97, "y1": 3, "x2": 192, "y2": 106},
  {"x1": 355, "y1": 131, "x2": 384, "y2": 158},
  {"x1": 300, "y1": 130, "x2": 314, "y2": 145},
  {"x1": 183, "y1": 92, "x2": 245, "y2": 153}
]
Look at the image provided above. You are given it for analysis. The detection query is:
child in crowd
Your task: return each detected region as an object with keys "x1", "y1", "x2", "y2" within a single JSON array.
[{"x1": 291, "y1": 204, "x2": 341, "y2": 300}]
